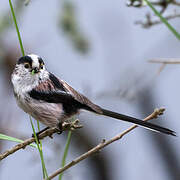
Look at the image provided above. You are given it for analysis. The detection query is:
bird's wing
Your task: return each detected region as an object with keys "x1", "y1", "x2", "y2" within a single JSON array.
[
  {"x1": 58, "y1": 78, "x2": 102, "y2": 113},
  {"x1": 28, "y1": 74, "x2": 176, "y2": 136},
  {"x1": 29, "y1": 73, "x2": 102, "y2": 113}
]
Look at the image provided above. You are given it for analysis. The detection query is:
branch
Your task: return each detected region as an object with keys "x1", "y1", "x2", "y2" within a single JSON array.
[
  {"x1": 0, "y1": 120, "x2": 82, "y2": 161},
  {"x1": 149, "y1": 59, "x2": 180, "y2": 64},
  {"x1": 149, "y1": 58, "x2": 180, "y2": 73},
  {"x1": 46, "y1": 108, "x2": 165, "y2": 180},
  {"x1": 172, "y1": 0, "x2": 180, "y2": 6},
  {"x1": 127, "y1": 0, "x2": 180, "y2": 8},
  {"x1": 135, "y1": 13, "x2": 180, "y2": 28}
]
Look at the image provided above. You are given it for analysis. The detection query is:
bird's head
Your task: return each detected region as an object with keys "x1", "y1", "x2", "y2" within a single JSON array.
[
  {"x1": 12, "y1": 54, "x2": 49, "y2": 92},
  {"x1": 16, "y1": 54, "x2": 45, "y2": 76}
]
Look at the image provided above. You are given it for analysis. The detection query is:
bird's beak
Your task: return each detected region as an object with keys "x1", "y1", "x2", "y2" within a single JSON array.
[{"x1": 31, "y1": 67, "x2": 40, "y2": 75}]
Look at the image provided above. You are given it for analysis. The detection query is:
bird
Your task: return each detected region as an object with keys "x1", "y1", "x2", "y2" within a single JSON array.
[{"x1": 11, "y1": 54, "x2": 175, "y2": 136}]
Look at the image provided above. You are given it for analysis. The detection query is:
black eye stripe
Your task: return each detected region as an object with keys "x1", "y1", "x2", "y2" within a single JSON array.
[
  {"x1": 38, "y1": 57, "x2": 44, "y2": 65},
  {"x1": 17, "y1": 56, "x2": 32, "y2": 67}
]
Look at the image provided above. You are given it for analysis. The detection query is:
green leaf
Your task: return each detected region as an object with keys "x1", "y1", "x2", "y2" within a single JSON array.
[
  {"x1": 143, "y1": 0, "x2": 180, "y2": 40},
  {"x1": 0, "y1": 133, "x2": 37, "y2": 148},
  {"x1": 9, "y1": 0, "x2": 25, "y2": 56},
  {"x1": 9, "y1": 1, "x2": 48, "y2": 178},
  {"x1": 59, "y1": 130, "x2": 72, "y2": 180},
  {"x1": 30, "y1": 117, "x2": 49, "y2": 179}
]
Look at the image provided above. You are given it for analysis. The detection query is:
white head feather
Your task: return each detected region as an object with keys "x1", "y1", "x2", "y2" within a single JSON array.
[{"x1": 11, "y1": 54, "x2": 49, "y2": 95}]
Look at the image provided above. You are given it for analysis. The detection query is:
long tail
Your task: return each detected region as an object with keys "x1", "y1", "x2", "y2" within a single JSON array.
[{"x1": 101, "y1": 108, "x2": 176, "y2": 136}]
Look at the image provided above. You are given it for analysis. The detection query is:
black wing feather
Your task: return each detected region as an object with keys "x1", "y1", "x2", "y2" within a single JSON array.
[
  {"x1": 29, "y1": 89, "x2": 73, "y2": 103},
  {"x1": 28, "y1": 89, "x2": 84, "y2": 114},
  {"x1": 49, "y1": 73, "x2": 66, "y2": 91}
]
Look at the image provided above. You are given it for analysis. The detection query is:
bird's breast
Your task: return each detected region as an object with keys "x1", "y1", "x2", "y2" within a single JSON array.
[{"x1": 16, "y1": 94, "x2": 66, "y2": 127}]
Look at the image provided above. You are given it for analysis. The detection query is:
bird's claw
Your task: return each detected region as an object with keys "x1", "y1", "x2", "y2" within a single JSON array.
[{"x1": 32, "y1": 132, "x2": 40, "y2": 144}]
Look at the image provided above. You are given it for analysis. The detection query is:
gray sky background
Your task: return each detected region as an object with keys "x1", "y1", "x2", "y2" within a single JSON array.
[{"x1": 0, "y1": 0, "x2": 180, "y2": 180}]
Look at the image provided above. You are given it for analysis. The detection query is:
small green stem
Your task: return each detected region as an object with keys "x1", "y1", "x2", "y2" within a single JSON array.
[
  {"x1": 9, "y1": 1, "x2": 49, "y2": 179},
  {"x1": 30, "y1": 117, "x2": 49, "y2": 179},
  {"x1": 9, "y1": 0, "x2": 25, "y2": 56},
  {"x1": 37, "y1": 120, "x2": 46, "y2": 178},
  {"x1": 144, "y1": 0, "x2": 180, "y2": 40},
  {"x1": 59, "y1": 131, "x2": 72, "y2": 180}
]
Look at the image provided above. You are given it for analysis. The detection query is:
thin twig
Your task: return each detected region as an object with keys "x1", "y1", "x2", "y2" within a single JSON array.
[
  {"x1": 0, "y1": 120, "x2": 82, "y2": 161},
  {"x1": 45, "y1": 108, "x2": 165, "y2": 180},
  {"x1": 172, "y1": 0, "x2": 180, "y2": 6},
  {"x1": 136, "y1": 13, "x2": 180, "y2": 28},
  {"x1": 144, "y1": 0, "x2": 180, "y2": 40},
  {"x1": 127, "y1": 0, "x2": 180, "y2": 8},
  {"x1": 149, "y1": 59, "x2": 180, "y2": 64},
  {"x1": 157, "y1": 64, "x2": 167, "y2": 74},
  {"x1": 149, "y1": 58, "x2": 180, "y2": 74}
]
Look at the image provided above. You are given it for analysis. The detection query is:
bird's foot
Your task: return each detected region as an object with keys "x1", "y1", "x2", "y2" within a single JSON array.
[
  {"x1": 57, "y1": 122, "x2": 63, "y2": 134},
  {"x1": 32, "y1": 127, "x2": 50, "y2": 143}
]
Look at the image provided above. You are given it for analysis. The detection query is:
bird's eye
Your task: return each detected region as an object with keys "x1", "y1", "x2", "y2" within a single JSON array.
[
  {"x1": 24, "y1": 63, "x2": 30, "y2": 69},
  {"x1": 40, "y1": 64, "x2": 43, "y2": 69}
]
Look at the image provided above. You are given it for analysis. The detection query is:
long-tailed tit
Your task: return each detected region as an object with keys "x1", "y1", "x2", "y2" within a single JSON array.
[{"x1": 11, "y1": 54, "x2": 175, "y2": 136}]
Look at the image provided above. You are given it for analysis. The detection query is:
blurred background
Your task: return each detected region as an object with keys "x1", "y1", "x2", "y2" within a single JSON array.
[{"x1": 0, "y1": 0, "x2": 179, "y2": 179}]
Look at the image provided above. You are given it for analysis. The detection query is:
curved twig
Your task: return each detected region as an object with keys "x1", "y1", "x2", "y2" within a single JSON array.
[
  {"x1": 0, "y1": 120, "x2": 82, "y2": 161},
  {"x1": 45, "y1": 108, "x2": 166, "y2": 180}
]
